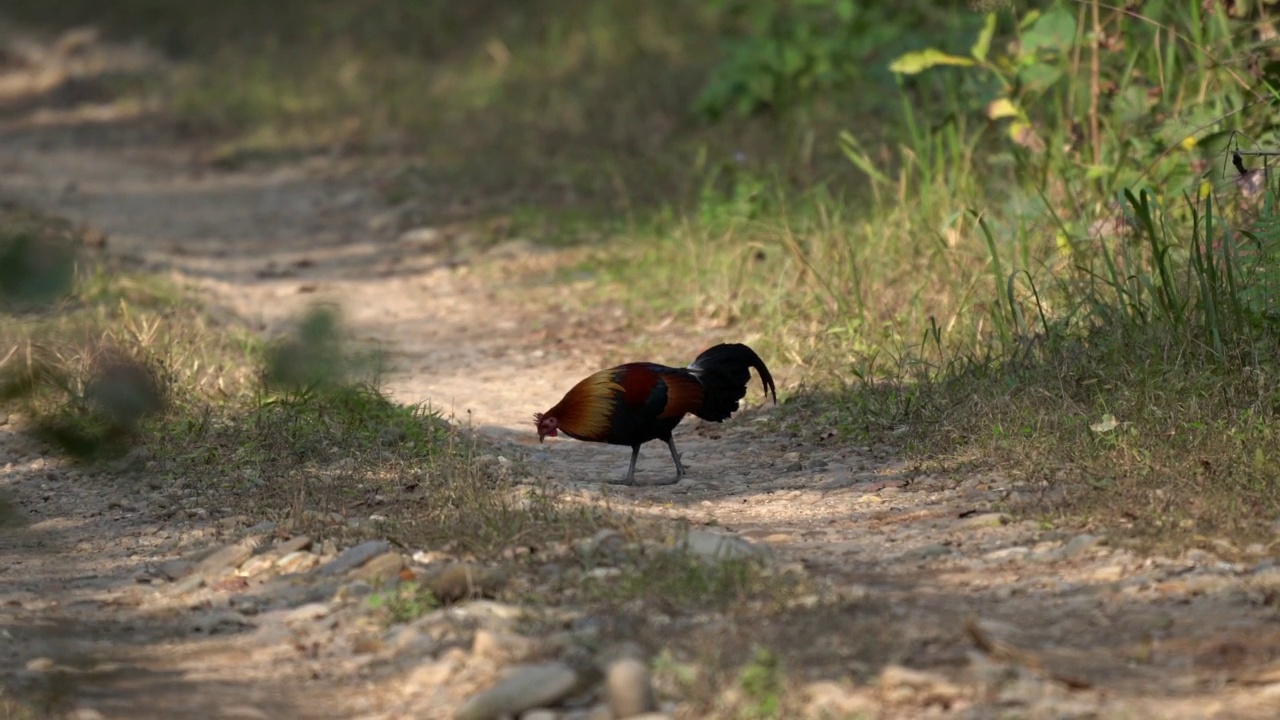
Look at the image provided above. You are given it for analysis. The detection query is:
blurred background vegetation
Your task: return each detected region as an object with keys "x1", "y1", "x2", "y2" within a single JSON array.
[{"x1": 6, "y1": 0, "x2": 1280, "y2": 546}]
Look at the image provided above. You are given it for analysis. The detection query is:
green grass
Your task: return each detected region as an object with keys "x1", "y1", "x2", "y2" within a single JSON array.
[
  {"x1": 548, "y1": 0, "x2": 1280, "y2": 551},
  {"x1": 0, "y1": 205, "x2": 615, "y2": 564}
]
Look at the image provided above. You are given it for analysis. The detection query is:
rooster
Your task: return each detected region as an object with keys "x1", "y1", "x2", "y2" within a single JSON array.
[{"x1": 534, "y1": 343, "x2": 776, "y2": 485}]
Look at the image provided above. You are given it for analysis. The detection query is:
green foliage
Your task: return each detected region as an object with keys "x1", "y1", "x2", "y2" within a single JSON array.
[
  {"x1": 0, "y1": 205, "x2": 79, "y2": 310},
  {"x1": 367, "y1": 582, "x2": 439, "y2": 625},
  {"x1": 263, "y1": 304, "x2": 382, "y2": 392},
  {"x1": 695, "y1": 0, "x2": 910, "y2": 119},
  {"x1": 890, "y1": 7, "x2": 1075, "y2": 150},
  {"x1": 736, "y1": 647, "x2": 784, "y2": 720}
]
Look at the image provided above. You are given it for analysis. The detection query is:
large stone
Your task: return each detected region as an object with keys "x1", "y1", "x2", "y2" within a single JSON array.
[
  {"x1": 455, "y1": 662, "x2": 580, "y2": 720},
  {"x1": 605, "y1": 658, "x2": 657, "y2": 718},
  {"x1": 317, "y1": 540, "x2": 391, "y2": 576},
  {"x1": 423, "y1": 563, "x2": 506, "y2": 603},
  {"x1": 680, "y1": 529, "x2": 768, "y2": 562}
]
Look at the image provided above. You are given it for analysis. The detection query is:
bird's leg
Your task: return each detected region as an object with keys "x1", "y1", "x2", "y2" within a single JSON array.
[
  {"x1": 665, "y1": 437, "x2": 688, "y2": 483},
  {"x1": 617, "y1": 445, "x2": 640, "y2": 485}
]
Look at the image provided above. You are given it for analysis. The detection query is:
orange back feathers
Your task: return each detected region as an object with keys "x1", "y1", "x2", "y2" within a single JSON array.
[{"x1": 541, "y1": 369, "x2": 625, "y2": 439}]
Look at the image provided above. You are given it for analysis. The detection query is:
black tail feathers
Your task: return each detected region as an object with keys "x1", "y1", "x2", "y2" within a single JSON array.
[{"x1": 687, "y1": 343, "x2": 777, "y2": 422}]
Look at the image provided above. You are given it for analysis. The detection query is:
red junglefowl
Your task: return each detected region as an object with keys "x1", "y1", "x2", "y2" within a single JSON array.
[{"x1": 534, "y1": 343, "x2": 776, "y2": 485}]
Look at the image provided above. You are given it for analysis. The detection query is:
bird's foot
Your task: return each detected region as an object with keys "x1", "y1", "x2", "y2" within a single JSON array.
[{"x1": 604, "y1": 473, "x2": 680, "y2": 487}]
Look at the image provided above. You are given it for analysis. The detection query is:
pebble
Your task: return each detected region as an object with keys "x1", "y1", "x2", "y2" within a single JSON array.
[
  {"x1": 815, "y1": 470, "x2": 857, "y2": 491},
  {"x1": 399, "y1": 226, "x2": 446, "y2": 249},
  {"x1": 384, "y1": 623, "x2": 438, "y2": 659},
  {"x1": 277, "y1": 551, "x2": 321, "y2": 574},
  {"x1": 956, "y1": 512, "x2": 1008, "y2": 530},
  {"x1": 473, "y1": 629, "x2": 541, "y2": 663},
  {"x1": 423, "y1": 563, "x2": 506, "y2": 603},
  {"x1": 156, "y1": 558, "x2": 194, "y2": 581},
  {"x1": 193, "y1": 537, "x2": 259, "y2": 576},
  {"x1": 984, "y1": 546, "x2": 1031, "y2": 562},
  {"x1": 25, "y1": 657, "x2": 55, "y2": 671},
  {"x1": 455, "y1": 662, "x2": 581, "y2": 720},
  {"x1": 878, "y1": 664, "x2": 964, "y2": 705},
  {"x1": 803, "y1": 679, "x2": 874, "y2": 718},
  {"x1": 605, "y1": 658, "x2": 657, "y2": 718},
  {"x1": 284, "y1": 602, "x2": 332, "y2": 625},
  {"x1": 238, "y1": 554, "x2": 277, "y2": 577},
  {"x1": 681, "y1": 529, "x2": 768, "y2": 562},
  {"x1": 192, "y1": 610, "x2": 254, "y2": 634},
  {"x1": 274, "y1": 534, "x2": 314, "y2": 555},
  {"x1": 219, "y1": 705, "x2": 272, "y2": 720},
  {"x1": 317, "y1": 540, "x2": 391, "y2": 576},
  {"x1": 348, "y1": 551, "x2": 405, "y2": 584},
  {"x1": 1061, "y1": 533, "x2": 1103, "y2": 560},
  {"x1": 579, "y1": 529, "x2": 628, "y2": 563},
  {"x1": 899, "y1": 544, "x2": 953, "y2": 562}
]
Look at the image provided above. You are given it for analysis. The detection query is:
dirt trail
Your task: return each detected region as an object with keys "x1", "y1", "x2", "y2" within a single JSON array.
[{"x1": 4, "y1": 26, "x2": 1280, "y2": 720}]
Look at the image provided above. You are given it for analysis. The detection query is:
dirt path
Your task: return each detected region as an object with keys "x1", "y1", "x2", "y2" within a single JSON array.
[{"x1": 4, "y1": 27, "x2": 1280, "y2": 720}]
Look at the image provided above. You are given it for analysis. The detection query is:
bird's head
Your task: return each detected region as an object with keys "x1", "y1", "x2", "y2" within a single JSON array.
[{"x1": 533, "y1": 412, "x2": 558, "y2": 443}]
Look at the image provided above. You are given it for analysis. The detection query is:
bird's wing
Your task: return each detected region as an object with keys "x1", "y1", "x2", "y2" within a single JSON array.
[
  {"x1": 615, "y1": 364, "x2": 704, "y2": 419},
  {"x1": 655, "y1": 369, "x2": 705, "y2": 418}
]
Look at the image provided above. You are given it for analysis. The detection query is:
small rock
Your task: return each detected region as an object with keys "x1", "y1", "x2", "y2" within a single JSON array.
[
  {"x1": 520, "y1": 711, "x2": 560, "y2": 720},
  {"x1": 455, "y1": 662, "x2": 581, "y2": 720},
  {"x1": 169, "y1": 573, "x2": 206, "y2": 594},
  {"x1": 284, "y1": 602, "x2": 332, "y2": 625},
  {"x1": 385, "y1": 623, "x2": 438, "y2": 659},
  {"x1": 956, "y1": 512, "x2": 1008, "y2": 530},
  {"x1": 25, "y1": 657, "x2": 55, "y2": 672},
  {"x1": 318, "y1": 540, "x2": 391, "y2": 576},
  {"x1": 605, "y1": 658, "x2": 657, "y2": 718},
  {"x1": 245, "y1": 521, "x2": 277, "y2": 535},
  {"x1": 423, "y1": 563, "x2": 506, "y2": 603},
  {"x1": 681, "y1": 529, "x2": 767, "y2": 562},
  {"x1": 899, "y1": 544, "x2": 953, "y2": 562},
  {"x1": 1085, "y1": 563, "x2": 1126, "y2": 583},
  {"x1": 399, "y1": 227, "x2": 446, "y2": 249},
  {"x1": 815, "y1": 469, "x2": 856, "y2": 491},
  {"x1": 274, "y1": 535, "x2": 313, "y2": 555},
  {"x1": 1061, "y1": 534, "x2": 1103, "y2": 560},
  {"x1": 194, "y1": 537, "x2": 259, "y2": 576},
  {"x1": 334, "y1": 580, "x2": 374, "y2": 602},
  {"x1": 452, "y1": 600, "x2": 525, "y2": 626},
  {"x1": 580, "y1": 529, "x2": 628, "y2": 563},
  {"x1": 803, "y1": 680, "x2": 874, "y2": 718},
  {"x1": 984, "y1": 546, "x2": 1031, "y2": 562},
  {"x1": 238, "y1": 554, "x2": 277, "y2": 578},
  {"x1": 878, "y1": 664, "x2": 964, "y2": 706},
  {"x1": 348, "y1": 551, "x2": 405, "y2": 584},
  {"x1": 156, "y1": 559, "x2": 194, "y2": 581},
  {"x1": 474, "y1": 629, "x2": 541, "y2": 663},
  {"x1": 192, "y1": 610, "x2": 254, "y2": 634},
  {"x1": 277, "y1": 551, "x2": 321, "y2": 574},
  {"x1": 220, "y1": 705, "x2": 272, "y2": 720},
  {"x1": 66, "y1": 709, "x2": 106, "y2": 720},
  {"x1": 217, "y1": 515, "x2": 250, "y2": 531}
]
